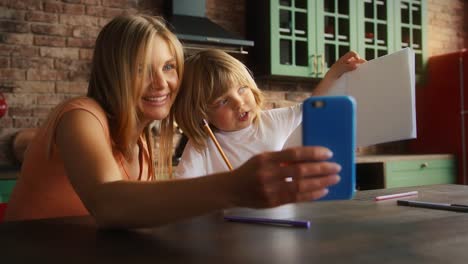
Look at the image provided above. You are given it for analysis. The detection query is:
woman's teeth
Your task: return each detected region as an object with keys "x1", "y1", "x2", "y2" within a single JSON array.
[{"x1": 144, "y1": 95, "x2": 168, "y2": 102}]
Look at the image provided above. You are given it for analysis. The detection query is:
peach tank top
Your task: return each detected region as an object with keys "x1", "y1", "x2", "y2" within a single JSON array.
[{"x1": 5, "y1": 97, "x2": 141, "y2": 221}]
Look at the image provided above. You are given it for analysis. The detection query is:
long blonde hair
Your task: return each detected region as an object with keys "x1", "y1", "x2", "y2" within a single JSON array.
[
  {"x1": 87, "y1": 14, "x2": 184, "y2": 180},
  {"x1": 174, "y1": 49, "x2": 264, "y2": 151}
]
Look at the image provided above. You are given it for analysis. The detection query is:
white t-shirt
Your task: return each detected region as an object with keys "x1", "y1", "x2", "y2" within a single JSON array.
[{"x1": 174, "y1": 104, "x2": 302, "y2": 178}]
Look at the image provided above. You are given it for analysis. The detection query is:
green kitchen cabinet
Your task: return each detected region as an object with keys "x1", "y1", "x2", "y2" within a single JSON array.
[
  {"x1": 356, "y1": 154, "x2": 456, "y2": 190},
  {"x1": 385, "y1": 158, "x2": 455, "y2": 188},
  {"x1": 0, "y1": 180, "x2": 16, "y2": 203},
  {"x1": 248, "y1": 0, "x2": 427, "y2": 78},
  {"x1": 247, "y1": 0, "x2": 318, "y2": 77},
  {"x1": 249, "y1": 0, "x2": 357, "y2": 78}
]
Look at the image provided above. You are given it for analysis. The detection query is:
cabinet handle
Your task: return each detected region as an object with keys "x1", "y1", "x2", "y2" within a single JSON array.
[
  {"x1": 420, "y1": 162, "x2": 429, "y2": 168},
  {"x1": 316, "y1": 54, "x2": 325, "y2": 75},
  {"x1": 311, "y1": 55, "x2": 317, "y2": 76}
]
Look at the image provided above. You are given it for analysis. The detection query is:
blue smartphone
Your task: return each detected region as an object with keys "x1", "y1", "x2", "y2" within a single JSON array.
[{"x1": 302, "y1": 96, "x2": 356, "y2": 200}]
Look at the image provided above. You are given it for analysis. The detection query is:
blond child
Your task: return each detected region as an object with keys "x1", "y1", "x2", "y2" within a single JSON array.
[{"x1": 174, "y1": 49, "x2": 364, "y2": 178}]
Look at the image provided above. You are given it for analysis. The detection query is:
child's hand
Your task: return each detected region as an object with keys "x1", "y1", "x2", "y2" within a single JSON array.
[
  {"x1": 325, "y1": 51, "x2": 366, "y2": 81},
  {"x1": 312, "y1": 51, "x2": 365, "y2": 96}
]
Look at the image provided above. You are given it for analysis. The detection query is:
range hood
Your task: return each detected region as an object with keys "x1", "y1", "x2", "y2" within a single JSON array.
[{"x1": 167, "y1": 0, "x2": 254, "y2": 54}]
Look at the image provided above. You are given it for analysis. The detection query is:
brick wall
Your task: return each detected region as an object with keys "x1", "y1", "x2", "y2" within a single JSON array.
[
  {"x1": 427, "y1": 0, "x2": 467, "y2": 56},
  {"x1": 0, "y1": 0, "x2": 466, "y2": 165}
]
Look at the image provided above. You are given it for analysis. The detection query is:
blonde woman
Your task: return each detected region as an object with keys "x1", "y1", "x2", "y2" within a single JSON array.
[
  {"x1": 5, "y1": 15, "x2": 341, "y2": 228},
  {"x1": 174, "y1": 50, "x2": 364, "y2": 178}
]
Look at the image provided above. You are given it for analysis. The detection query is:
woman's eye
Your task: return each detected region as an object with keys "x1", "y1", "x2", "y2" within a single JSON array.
[
  {"x1": 218, "y1": 99, "x2": 228, "y2": 106},
  {"x1": 163, "y1": 63, "x2": 176, "y2": 71}
]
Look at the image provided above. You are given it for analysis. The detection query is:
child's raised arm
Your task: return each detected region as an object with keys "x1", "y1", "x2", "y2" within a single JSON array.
[{"x1": 312, "y1": 51, "x2": 366, "y2": 96}]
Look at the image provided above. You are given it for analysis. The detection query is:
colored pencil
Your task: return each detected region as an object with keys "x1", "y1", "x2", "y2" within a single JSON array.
[
  {"x1": 202, "y1": 119, "x2": 234, "y2": 171},
  {"x1": 375, "y1": 191, "x2": 419, "y2": 201}
]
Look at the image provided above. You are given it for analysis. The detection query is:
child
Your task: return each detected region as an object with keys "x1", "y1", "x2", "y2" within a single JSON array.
[{"x1": 174, "y1": 49, "x2": 364, "y2": 178}]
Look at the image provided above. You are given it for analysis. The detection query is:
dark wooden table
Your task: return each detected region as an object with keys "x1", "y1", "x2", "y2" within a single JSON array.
[{"x1": 2, "y1": 184, "x2": 468, "y2": 264}]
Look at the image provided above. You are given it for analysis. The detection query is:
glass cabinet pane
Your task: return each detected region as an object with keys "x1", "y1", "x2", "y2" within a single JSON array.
[
  {"x1": 365, "y1": 22, "x2": 374, "y2": 44},
  {"x1": 296, "y1": 0, "x2": 306, "y2": 8},
  {"x1": 295, "y1": 12, "x2": 307, "y2": 36},
  {"x1": 338, "y1": 18, "x2": 349, "y2": 41},
  {"x1": 325, "y1": 44, "x2": 336, "y2": 68},
  {"x1": 280, "y1": 0, "x2": 291, "y2": 7},
  {"x1": 401, "y1": 27, "x2": 410, "y2": 47},
  {"x1": 324, "y1": 0, "x2": 335, "y2": 13},
  {"x1": 338, "y1": 0, "x2": 349, "y2": 15},
  {"x1": 280, "y1": 39, "x2": 292, "y2": 65},
  {"x1": 339, "y1": 45, "x2": 349, "y2": 58},
  {"x1": 296, "y1": 41, "x2": 308, "y2": 66},
  {"x1": 376, "y1": 1, "x2": 386, "y2": 20},
  {"x1": 377, "y1": 23, "x2": 386, "y2": 46},
  {"x1": 412, "y1": 4, "x2": 421, "y2": 25},
  {"x1": 365, "y1": 48, "x2": 374, "y2": 60},
  {"x1": 324, "y1": 16, "x2": 335, "y2": 39},
  {"x1": 401, "y1": 2, "x2": 409, "y2": 24},
  {"x1": 280, "y1": 10, "x2": 292, "y2": 35},
  {"x1": 413, "y1": 28, "x2": 421, "y2": 49},
  {"x1": 415, "y1": 53, "x2": 422, "y2": 72},
  {"x1": 377, "y1": 49, "x2": 387, "y2": 57},
  {"x1": 365, "y1": 1, "x2": 374, "y2": 18}
]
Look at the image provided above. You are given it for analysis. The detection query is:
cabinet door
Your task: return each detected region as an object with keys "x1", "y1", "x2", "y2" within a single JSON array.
[
  {"x1": 356, "y1": 0, "x2": 394, "y2": 60},
  {"x1": 271, "y1": 0, "x2": 314, "y2": 76},
  {"x1": 393, "y1": 0, "x2": 427, "y2": 74},
  {"x1": 385, "y1": 158, "x2": 456, "y2": 188},
  {"x1": 314, "y1": 0, "x2": 358, "y2": 78}
]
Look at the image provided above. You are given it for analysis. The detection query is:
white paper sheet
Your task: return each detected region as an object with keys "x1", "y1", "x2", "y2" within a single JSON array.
[{"x1": 283, "y1": 48, "x2": 416, "y2": 148}]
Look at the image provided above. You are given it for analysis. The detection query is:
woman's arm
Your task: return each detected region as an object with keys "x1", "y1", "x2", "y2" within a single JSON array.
[{"x1": 56, "y1": 110, "x2": 341, "y2": 228}]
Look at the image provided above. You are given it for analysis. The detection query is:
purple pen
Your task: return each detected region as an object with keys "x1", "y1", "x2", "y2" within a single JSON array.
[{"x1": 224, "y1": 215, "x2": 311, "y2": 228}]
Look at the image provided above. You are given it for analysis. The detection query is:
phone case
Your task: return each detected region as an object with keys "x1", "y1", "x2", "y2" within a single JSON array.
[{"x1": 302, "y1": 96, "x2": 356, "y2": 200}]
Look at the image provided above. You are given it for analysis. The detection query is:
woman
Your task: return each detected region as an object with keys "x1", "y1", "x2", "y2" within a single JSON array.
[{"x1": 5, "y1": 14, "x2": 341, "y2": 228}]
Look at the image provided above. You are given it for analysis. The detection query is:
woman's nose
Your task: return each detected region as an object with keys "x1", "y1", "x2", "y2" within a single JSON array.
[{"x1": 150, "y1": 71, "x2": 167, "y2": 90}]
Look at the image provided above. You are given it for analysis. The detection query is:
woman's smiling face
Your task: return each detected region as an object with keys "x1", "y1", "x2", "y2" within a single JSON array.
[{"x1": 139, "y1": 35, "x2": 179, "y2": 124}]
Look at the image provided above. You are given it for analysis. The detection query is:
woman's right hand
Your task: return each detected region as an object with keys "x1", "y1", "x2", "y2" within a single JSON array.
[{"x1": 228, "y1": 146, "x2": 341, "y2": 209}]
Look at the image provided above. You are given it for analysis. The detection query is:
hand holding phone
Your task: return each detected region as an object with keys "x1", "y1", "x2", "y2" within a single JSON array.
[{"x1": 302, "y1": 96, "x2": 356, "y2": 200}]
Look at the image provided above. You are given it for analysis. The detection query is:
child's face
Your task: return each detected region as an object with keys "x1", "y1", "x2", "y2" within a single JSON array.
[
  {"x1": 207, "y1": 83, "x2": 257, "y2": 132},
  {"x1": 138, "y1": 35, "x2": 179, "y2": 124}
]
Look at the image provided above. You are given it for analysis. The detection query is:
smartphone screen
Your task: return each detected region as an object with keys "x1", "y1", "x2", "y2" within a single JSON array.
[{"x1": 302, "y1": 96, "x2": 356, "y2": 200}]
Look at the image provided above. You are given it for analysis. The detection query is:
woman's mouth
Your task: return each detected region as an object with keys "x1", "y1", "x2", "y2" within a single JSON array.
[{"x1": 143, "y1": 94, "x2": 169, "y2": 106}]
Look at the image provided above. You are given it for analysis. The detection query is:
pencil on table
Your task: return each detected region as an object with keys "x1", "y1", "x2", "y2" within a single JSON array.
[
  {"x1": 374, "y1": 191, "x2": 419, "y2": 201},
  {"x1": 201, "y1": 119, "x2": 234, "y2": 171}
]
